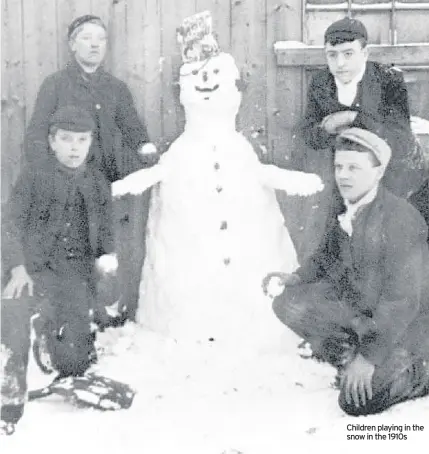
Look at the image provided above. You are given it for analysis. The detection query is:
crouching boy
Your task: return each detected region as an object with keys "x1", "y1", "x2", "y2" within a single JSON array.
[
  {"x1": 1, "y1": 106, "x2": 117, "y2": 434},
  {"x1": 263, "y1": 128, "x2": 429, "y2": 416}
]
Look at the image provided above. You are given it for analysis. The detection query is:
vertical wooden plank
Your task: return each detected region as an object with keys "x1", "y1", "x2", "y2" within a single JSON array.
[
  {"x1": 109, "y1": 0, "x2": 128, "y2": 82},
  {"x1": 126, "y1": 0, "x2": 163, "y2": 145},
  {"x1": 196, "y1": 0, "x2": 231, "y2": 52},
  {"x1": 230, "y1": 0, "x2": 268, "y2": 161},
  {"x1": 1, "y1": 0, "x2": 26, "y2": 203},
  {"x1": 22, "y1": 0, "x2": 58, "y2": 123}
]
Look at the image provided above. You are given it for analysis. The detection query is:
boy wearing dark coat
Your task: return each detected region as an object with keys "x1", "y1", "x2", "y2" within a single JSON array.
[
  {"x1": 24, "y1": 15, "x2": 157, "y2": 182},
  {"x1": 23, "y1": 15, "x2": 160, "y2": 322},
  {"x1": 1, "y1": 106, "x2": 117, "y2": 434},
  {"x1": 264, "y1": 128, "x2": 429, "y2": 416},
  {"x1": 299, "y1": 17, "x2": 424, "y2": 199}
]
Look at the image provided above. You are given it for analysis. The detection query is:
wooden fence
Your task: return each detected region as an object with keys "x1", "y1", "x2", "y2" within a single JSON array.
[{"x1": 2, "y1": 1, "x2": 428, "y2": 309}]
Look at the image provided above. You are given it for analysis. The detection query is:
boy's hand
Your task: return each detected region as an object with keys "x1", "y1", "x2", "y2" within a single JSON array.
[
  {"x1": 262, "y1": 272, "x2": 301, "y2": 297},
  {"x1": 95, "y1": 253, "x2": 119, "y2": 275},
  {"x1": 2, "y1": 265, "x2": 34, "y2": 299},
  {"x1": 341, "y1": 353, "x2": 375, "y2": 408},
  {"x1": 321, "y1": 111, "x2": 358, "y2": 134}
]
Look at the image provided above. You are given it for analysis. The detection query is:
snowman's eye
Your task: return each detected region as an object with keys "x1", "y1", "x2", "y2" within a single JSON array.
[
  {"x1": 191, "y1": 69, "x2": 198, "y2": 75},
  {"x1": 213, "y1": 68, "x2": 220, "y2": 74}
]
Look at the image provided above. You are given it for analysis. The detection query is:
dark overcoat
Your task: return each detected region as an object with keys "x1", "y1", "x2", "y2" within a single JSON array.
[
  {"x1": 299, "y1": 61, "x2": 423, "y2": 196},
  {"x1": 24, "y1": 59, "x2": 156, "y2": 183},
  {"x1": 1, "y1": 157, "x2": 114, "y2": 275}
]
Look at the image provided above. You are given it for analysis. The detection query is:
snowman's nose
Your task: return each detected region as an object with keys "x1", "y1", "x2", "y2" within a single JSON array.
[{"x1": 202, "y1": 71, "x2": 208, "y2": 82}]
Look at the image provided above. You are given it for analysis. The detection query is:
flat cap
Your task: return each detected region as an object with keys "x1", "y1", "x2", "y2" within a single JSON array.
[
  {"x1": 68, "y1": 15, "x2": 106, "y2": 39},
  {"x1": 49, "y1": 105, "x2": 96, "y2": 132},
  {"x1": 336, "y1": 128, "x2": 392, "y2": 169},
  {"x1": 324, "y1": 17, "x2": 368, "y2": 43}
]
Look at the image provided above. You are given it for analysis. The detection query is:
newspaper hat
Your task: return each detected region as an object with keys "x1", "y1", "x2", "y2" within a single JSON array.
[{"x1": 177, "y1": 11, "x2": 220, "y2": 63}]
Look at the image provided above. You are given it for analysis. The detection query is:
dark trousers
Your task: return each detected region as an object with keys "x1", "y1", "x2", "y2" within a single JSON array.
[
  {"x1": 273, "y1": 282, "x2": 429, "y2": 416},
  {"x1": 1, "y1": 261, "x2": 94, "y2": 424}
]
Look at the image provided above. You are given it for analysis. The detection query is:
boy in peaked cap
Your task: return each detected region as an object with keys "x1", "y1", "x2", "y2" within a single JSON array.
[
  {"x1": 264, "y1": 128, "x2": 429, "y2": 416},
  {"x1": 1, "y1": 105, "x2": 118, "y2": 434},
  {"x1": 299, "y1": 17, "x2": 424, "y2": 199}
]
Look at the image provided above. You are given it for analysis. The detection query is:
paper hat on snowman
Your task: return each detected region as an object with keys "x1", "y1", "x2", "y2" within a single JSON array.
[{"x1": 177, "y1": 11, "x2": 220, "y2": 63}]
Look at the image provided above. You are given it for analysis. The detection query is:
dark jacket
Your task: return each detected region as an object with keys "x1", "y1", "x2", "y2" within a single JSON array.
[
  {"x1": 24, "y1": 59, "x2": 157, "y2": 183},
  {"x1": 409, "y1": 178, "x2": 429, "y2": 244},
  {"x1": 300, "y1": 61, "x2": 423, "y2": 197},
  {"x1": 1, "y1": 157, "x2": 114, "y2": 275},
  {"x1": 295, "y1": 187, "x2": 429, "y2": 365}
]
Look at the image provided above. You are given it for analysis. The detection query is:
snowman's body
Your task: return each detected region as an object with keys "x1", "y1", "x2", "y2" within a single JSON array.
[{"x1": 113, "y1": 53, "x2": 323, "y2": 346}]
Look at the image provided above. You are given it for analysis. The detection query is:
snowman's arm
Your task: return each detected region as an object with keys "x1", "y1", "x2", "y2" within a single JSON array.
[
  {"x1": 259, "y1": 164, "x2": 324, "y2": 196},
  {"x1": 112, "y1": 164, "x2": 164, "y2": 197}
]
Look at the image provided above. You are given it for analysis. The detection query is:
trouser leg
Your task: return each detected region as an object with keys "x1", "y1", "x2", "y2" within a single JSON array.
[
  {"x1": 1, "y1": 297, "x2": 32, "y2": 424},
  {"x1": 272, "y1": 282, "x2": 357, "y2": 365},
  {"x1": 35, "y1": 267, "x2": 94, "y2": 378}
]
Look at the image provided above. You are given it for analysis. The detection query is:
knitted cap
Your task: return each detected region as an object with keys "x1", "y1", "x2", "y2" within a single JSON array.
[
  {"x1": 49, "y1": 106, "x2": 96, "y2": 132},
  {"x1": 68, "y1": 15, "x2": 106, "y2": 40},
  {"x1": 336, "y1": 128, "x2": 392, "y2": 169},
  {"x1": 324, "y1": 17, "x2": 368, "y2": 44}
]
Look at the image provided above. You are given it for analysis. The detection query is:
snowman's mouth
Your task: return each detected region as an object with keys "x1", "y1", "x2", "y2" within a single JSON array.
[{"x1": 195, "y1": 84, "x2": 220, "y2": 93}]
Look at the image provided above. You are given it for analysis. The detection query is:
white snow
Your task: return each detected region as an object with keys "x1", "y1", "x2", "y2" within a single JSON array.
[{"x1": 3, "y1": 323, "x2": 428, "y2": 453}]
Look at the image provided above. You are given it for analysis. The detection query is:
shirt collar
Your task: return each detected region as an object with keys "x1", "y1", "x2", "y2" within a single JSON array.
[
  {"x1": 344, "y1": 183, "x2": 378, "y2": 214},
  {"x1": 338, "y1": 183, "x2": 378, "y2": 236}
]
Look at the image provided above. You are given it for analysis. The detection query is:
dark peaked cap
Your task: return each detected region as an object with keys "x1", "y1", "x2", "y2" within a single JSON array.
[
  {"x1": 49, "y1": 106, "x2": 96, "y2": 132},
  {"x1": 324, "y1": 17, "x2": 368, "y2": 43}
]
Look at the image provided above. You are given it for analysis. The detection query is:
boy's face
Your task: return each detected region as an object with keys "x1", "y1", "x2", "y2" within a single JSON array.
[
  {"x1": 325, "y1": 40, "x2": 368, "y2": 84},
  {"x1": 49, "y1": 129, "x2": 92, "y2": 169},
  {"x1": 335, "y1": 149, "x2": 383, "y2": 203},
  {"x1": 70, "y1": 23, "x2": 107, "y2": 68}
]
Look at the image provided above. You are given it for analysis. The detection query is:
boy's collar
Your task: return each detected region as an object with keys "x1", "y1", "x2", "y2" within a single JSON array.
[{"x1": 344, "y1": 183, "x2": 379, "y2": 211}]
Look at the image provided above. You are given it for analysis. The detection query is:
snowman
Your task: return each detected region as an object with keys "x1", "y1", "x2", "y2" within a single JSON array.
[{"x1": 112, "y1": 13, "x2": 323, "y2": 348}]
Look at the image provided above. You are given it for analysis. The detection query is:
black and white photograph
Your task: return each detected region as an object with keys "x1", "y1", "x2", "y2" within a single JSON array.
[{"x1": 1, "y1": 1, "x2": 429, "y2": 452}]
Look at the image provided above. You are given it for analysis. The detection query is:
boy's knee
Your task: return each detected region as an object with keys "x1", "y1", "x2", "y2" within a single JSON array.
[{"x1": 272, "y1": 292, "x2": 308, "y2": 329}]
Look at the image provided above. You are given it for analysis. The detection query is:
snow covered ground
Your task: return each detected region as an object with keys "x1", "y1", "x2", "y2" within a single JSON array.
[{"x1": 3, "y1": 322, "x2": 429, "y2": 454}]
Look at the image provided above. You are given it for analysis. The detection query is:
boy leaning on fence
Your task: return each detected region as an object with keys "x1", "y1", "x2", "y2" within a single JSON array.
[{"x1": 1, "y1": 105, "x2": 118, "y2": 435}]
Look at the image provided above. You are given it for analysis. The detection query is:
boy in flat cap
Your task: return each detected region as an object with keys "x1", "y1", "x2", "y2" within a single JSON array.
[
  {"x1": 23, "y1": 15, "x2": 159, "y2": 321},
  {"x1": 1, "y1": 105, "x2": 117, "y2": 434},
  {"x1": 299, "y1": 17, "x2": 424, "y2": 199},
  {"x1": 263, "y1": 128, "x2": 429, "y2": 416}
]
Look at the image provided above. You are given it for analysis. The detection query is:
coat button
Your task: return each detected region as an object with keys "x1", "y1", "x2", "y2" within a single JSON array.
[{"x1": 95, "y1": 103, "x2": 101, "y2": 110}]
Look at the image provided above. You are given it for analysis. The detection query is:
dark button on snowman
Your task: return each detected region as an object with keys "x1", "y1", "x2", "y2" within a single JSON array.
[{"x1": 112, "y1": 11, "x2": 324, "y2": 344}]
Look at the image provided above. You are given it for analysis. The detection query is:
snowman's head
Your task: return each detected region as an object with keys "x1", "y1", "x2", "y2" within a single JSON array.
[{"x1": 179, "y1": 52, "x2": 241, "y2": 117}]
